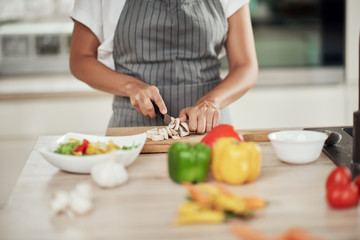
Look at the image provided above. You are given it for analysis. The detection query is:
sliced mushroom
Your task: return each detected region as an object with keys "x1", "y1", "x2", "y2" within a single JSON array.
[
  {"x1": 180, "y1": 122, "x2": 189, "y2": 132},
  {"x1": 170, "y1": 128, "x2": 179, "y2": 137},
  {"x1": 151, "y1": 135, "x2": 164, "y2": 141},
  {"x1": 165, "y1": 126, "x2": 172, "y2": 137},
  {"x1": 157, "y1": 128, "x2": 164, "y2": 138},
  {"x1": 160, "y1": 128, "x2": 168, "y2": 140},
  {"x1": 179, "y1": 126, "x2": 190, "y2": 137},
  {"x1": 146, "y1": 128, "x2": 159, "y2": 139},
  {"x1": 174, "y1": 118, "x2": 180, "y2": 131},
  {"x1": 147, "y1": 128, "x2": 158, "y2": 134},
  {"x1": 168, "y1": 122, "x2": 175, "y2": 129},
  {"x1": 147, "y1": 118, "x2": 190, "y2": 142}
]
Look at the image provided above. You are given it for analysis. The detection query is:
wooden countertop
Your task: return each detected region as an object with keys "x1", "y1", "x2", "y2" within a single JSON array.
[{"x1": 0, "y1": 134, "x2": 359, "y2": 240}]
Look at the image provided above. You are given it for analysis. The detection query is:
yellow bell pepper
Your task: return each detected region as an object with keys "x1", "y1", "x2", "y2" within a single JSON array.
[{"x1": 212, "y1": 137, "x2": 261, "y2": 185}]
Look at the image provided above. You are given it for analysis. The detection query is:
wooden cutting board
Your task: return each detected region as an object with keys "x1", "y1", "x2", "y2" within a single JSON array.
[{"x1": 106, "y1": 127, "x2": 280, "y2": 153}]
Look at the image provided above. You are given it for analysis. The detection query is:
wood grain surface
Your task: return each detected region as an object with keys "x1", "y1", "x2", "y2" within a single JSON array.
[
  {"x1": 0, "y1": 135, "x2": 358, "y2": 240},
  {"x1": 106, "y1": 127, "x2": 281, "y2": 153}
]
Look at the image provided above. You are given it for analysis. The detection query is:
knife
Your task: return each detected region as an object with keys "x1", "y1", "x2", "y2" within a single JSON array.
[{"x1": 151, "y1": 101, "x2": 173, "y2": 125}]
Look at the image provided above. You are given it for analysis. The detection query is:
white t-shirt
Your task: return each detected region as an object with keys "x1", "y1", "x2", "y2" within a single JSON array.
[{"x1": 70, "y1": 0, "x2": 250, "y2": 70}]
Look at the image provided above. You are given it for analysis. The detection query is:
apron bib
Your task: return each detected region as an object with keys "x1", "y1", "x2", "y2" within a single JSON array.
[{"x1": 109, "y1": 0, "x2": 231, "y2": 127}]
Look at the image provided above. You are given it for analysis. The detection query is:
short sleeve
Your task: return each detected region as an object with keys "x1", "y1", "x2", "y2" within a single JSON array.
[
  {"x1": 220, "y1": 0, "x2": 250, "y2": 18},
  {"x1": 70, "y1": 0, "x2": 103, "y2": 43}
]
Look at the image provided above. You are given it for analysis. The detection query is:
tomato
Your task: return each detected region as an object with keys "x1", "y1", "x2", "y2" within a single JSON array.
[
  {"x1": 325, "y1": 166, "x2": 352, "y2": 190},
  {"x1": 354, "y1": 174, "x2": 360, "y2": 195},
  {"x1": 326, "y1": 184, "x2": 359, "y2": 209}
]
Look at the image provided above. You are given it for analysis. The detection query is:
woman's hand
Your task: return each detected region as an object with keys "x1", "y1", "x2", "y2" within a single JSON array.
[
  {"x1": 179, "y1": 99, "x2": 220, "y2": 134},
  {"x1": 127, "y1": 82, "x2": 167, "y2": 118}
]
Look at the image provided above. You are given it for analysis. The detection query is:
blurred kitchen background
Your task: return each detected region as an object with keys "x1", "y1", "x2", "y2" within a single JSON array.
[{"x1": 0, "y1": 0, "x2": 359, "y2": 204}]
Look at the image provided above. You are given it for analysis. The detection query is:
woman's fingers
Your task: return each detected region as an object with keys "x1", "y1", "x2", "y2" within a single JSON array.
[
  {"x1": 152, "y1": 95, "x2": 167, "y2": 115},
  {"x1": 206, "y1": 108, "x2": 216, "y2": 132},
  {"x1": 212, "y1": 110, "x2": 220, "y2": 129},
  {"x1": 141, "y1": 99, "x2": 157, "y2": 118},
  {"x1": 129, "y1": 84, "x2": 166, "y2": 118},
  {"x1": 184, "y1": 101, "x2": 220, "y2": 134},
  {"x1": 178, "y1": 109, "x2": 188, "y2": 122},
  {"x1": 197, "y1": 108, "x2": 206, "y2": 134},
  {"x1": 188, "y1": 108, "x2": 198, "y2": 132}
]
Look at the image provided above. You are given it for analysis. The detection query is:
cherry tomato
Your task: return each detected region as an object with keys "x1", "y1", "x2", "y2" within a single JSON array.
[
  {"x1": 326, "y1": 184, "x2": 359, "y2": 209},
  {"x1": 325, "y1": 166, "x2": 352, "y2": 190}
]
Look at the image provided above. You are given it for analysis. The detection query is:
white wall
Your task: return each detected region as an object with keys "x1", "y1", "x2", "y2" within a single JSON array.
[
  {"x1": 346, "y1": 0, "x2": 360, "y2": 84},
  {"x1": 229, "y1": 84, "x2": 350, "y2": 130},
  {"x1": 0, "y1": 95, "x2": 113, "y2": 139},
  {"x1": 0, "y1": 0, "x2": 74, "y2": 22}
]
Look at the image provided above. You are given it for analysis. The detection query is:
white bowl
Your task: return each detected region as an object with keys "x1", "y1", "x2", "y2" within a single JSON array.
[
  {"x1": 39, "y1": 132, "x2": 146, "y2": 174},
  {"x1": 268, "y1": 130, "x2": 328, "y2": 164}
]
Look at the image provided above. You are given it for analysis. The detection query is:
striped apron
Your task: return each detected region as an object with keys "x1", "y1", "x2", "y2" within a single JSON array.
[{"x1": 109, "y1": 0, "x2": 232, "y2": 127}]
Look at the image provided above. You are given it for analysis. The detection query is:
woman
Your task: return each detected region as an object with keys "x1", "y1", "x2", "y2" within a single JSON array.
[{"x1": 69, "y1": 0, "x2": 258, "y2": 134}]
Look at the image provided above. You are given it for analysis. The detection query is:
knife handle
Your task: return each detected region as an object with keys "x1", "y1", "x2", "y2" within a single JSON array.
[{"x1": 151, "y1": 101, "x2": 164, "y2": 119}]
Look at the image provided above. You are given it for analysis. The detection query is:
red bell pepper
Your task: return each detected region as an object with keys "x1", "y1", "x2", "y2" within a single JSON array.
[
  {"x1": 201, "y1": 124, "x2": 244, "y2": 148},
  {"x1": 74, "y1": 139, "x2": 89, "y2": 154}
]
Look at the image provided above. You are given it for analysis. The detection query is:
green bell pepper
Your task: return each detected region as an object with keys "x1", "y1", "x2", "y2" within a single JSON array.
[{"x1": 168, "y1": 142, "x2": 211, "y2": 183}]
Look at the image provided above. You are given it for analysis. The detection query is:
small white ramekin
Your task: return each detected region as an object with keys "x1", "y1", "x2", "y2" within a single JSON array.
[{"x1": 268, "y1": 130, "x2": 328, "y2": 164}]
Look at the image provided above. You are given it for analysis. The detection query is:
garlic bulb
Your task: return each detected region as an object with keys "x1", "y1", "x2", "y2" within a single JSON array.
[
  {"x1": 74, "y1": 182, "x2": 93, "y2": 200},
  {"x1": 91, "y1": 159, "x2": 128, "y2": 188},
  {"x1": 50, "y1": 182, "x2": 93, "y2": 216},
  {"x1": 69, "y1": 190, "x2": 93, "y2": 215},
  {"x1": 50, "y1": 190, "x2": 69, "y2": 215}
]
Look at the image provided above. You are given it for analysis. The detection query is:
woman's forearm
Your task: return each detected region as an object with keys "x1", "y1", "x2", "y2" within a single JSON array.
[
  {"x1": 70, "y1": 55, "x2": 142, "y2": 97},
  {"x1": 69, "y1": 20, "x2": 167, "y2": 116},
  {"x1": 199, "y1": 62, "x2": 258, "y2": 109},
  {"x1": 199, "y1": 3, "x2": 258, "y2": 110},
  {"x1": 69, "y1": 20, "x2": 145, "y2": 97}
]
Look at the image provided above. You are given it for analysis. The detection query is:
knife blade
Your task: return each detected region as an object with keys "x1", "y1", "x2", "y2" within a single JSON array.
[{"x1": 151, "y1": 101, "x2": 173, "y2": 125}]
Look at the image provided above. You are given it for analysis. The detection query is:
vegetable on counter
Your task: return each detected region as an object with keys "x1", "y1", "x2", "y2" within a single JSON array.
[
  {"x1": 176, "y1": 201, "x2": 225, "y2": 225},
  {"x1": 211, "y1": 137, "x2": 261, "y2": 185},
  {"x1": 325, "y1": 166, "x2": 359, "y2": 209},
  {"x1": 355, "y1": 175, "x2": 360, "y2": 192},
  {"x1": 54, "y1": 138, "x2": 135, "y2": 156},
  {"x1": 168, "y1": 142, "x2": 211, "y2": 183},
  {"x1": 50, "y1": 182, "x2": 93, "y2": 217},
  {"x1": 231, "y1": 221, "x2": 325, "y2": 240},
  {"x1": 174, "y1": 183, "x2": 266, "y2": 225},
  {"x1": 201, "y1": 124, "x2": 244, "y2": 147},
  {"x1": 326, "y1": 166, "x2": 351, "y2": 189},
  {"x1": 91, "y1": 157, "x2": 128, "y2": 188}
]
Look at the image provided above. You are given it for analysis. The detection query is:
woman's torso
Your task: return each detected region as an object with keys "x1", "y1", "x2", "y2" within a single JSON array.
[{"x1": 109, "y1": 0, "x2": 231, "y2": 127}]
